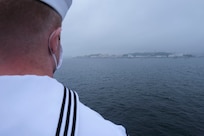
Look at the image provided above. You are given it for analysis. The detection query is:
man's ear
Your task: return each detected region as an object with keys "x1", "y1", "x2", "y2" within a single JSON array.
[{"x1": 49, "y1": 27, "x2": 62, "y2": 54}]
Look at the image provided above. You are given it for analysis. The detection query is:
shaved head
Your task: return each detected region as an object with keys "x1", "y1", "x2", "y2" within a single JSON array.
[
  {"x1": 0, "y1": 0, "x2": 63, "y2": 76},
  {"x1": 0, "y1": 0, "x2": 61, "y2": 51}
]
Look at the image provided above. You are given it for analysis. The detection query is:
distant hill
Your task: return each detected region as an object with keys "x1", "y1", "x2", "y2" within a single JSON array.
[{"x1": 76, "y1": 52, "x2": 195, "y2": 59}]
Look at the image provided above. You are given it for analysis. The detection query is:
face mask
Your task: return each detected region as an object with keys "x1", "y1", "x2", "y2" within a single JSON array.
[
  {"x1": 51, "y1": 44, "x2": 63, "y2": 70},
  {"x1": 48, "y1": 29, "x2": 63, "y2": 70}
]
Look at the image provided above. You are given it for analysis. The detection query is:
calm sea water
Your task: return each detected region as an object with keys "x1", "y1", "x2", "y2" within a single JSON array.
[{"x1": 55, "y1": 58, "x2": 204, "y2": 136}]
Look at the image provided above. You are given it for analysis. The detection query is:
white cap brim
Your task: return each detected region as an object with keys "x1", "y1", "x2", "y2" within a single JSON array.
[{"x1": 39, "y1": 0, "x2": 72, "y2": 19}]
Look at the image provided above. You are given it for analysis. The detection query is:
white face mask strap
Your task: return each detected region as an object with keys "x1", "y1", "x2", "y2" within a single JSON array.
[
  {"x1": 48, "y1": 29, "x2": 61, "y2": 70},
  {"x1": 51, "y1": 53, "x2": 58, "y2": 69}
]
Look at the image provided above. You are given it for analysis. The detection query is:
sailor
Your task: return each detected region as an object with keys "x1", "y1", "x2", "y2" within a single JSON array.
[{"x1": 0, "y1": 0, "x2": 127, "y2": 135}]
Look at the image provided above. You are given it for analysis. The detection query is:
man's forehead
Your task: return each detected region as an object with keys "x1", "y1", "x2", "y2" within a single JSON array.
[{"x1": 39, "y1": 0, "x2": 72, "y2": 19}]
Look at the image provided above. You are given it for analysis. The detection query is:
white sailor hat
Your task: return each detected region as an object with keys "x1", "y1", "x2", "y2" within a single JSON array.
[{"x1": 39, "y1": 0, "x2": 72, "y2": 19}]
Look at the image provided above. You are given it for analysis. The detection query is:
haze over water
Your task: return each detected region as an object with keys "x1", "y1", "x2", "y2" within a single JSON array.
[{"x1": 62, "y1": 0, "x2": 204, "y2": 57}]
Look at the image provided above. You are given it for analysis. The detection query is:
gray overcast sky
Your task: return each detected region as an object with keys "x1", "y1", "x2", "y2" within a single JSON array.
[{"x1": 61, "y1": 0, "x2": 204, "y2": 57}]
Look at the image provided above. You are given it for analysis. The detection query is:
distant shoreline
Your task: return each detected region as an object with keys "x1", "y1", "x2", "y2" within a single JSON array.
[{"x1": 74, "y1": 52, "x2": 201, "y2": 59}]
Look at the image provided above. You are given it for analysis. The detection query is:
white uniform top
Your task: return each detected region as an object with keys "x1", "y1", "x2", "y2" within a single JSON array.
[{"x1": 0, "y1": 75, "x2": 127, "y2": 136}]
